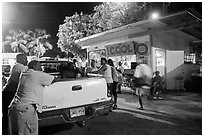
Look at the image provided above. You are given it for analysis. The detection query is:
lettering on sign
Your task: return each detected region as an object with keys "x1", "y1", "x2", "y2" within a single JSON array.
[
  {"x1": 107, "y1": 42, "x2": 135, "y2": 57},
  {"x1": 42, "y1": 105, "x2": 56, "y2": 110}
]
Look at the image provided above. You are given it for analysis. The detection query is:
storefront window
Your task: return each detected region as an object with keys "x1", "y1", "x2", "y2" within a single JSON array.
[
  {"x1": 109, "y1": 55, "x2": 136, "y2": 69},
  {"x1": 88, "y1": 49, "x2": 107, "y2": 67},
  {"x1": 184, "y1": 53, "x2": 196, "y2": 64}
]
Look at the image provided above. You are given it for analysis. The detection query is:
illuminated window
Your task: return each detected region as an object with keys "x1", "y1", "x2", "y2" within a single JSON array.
[{"x1": 184, "y1": 53, "x2": 196, "y2": 64}]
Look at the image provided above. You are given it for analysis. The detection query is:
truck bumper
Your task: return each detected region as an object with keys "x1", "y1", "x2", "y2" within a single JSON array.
[{"x1": 39, "y1": 99, "x2": 113, "y2": 127}]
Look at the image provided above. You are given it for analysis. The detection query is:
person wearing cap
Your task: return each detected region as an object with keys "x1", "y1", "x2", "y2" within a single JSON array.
[
  {"x1": 2, "y1": 53, "x2": 28, "y2": 135},
  {"x1": 8, "y1": 60, "x2": 54, "y2": 135}
]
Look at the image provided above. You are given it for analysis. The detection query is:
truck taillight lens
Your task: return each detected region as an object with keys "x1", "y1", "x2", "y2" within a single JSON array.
[
  {"x1": 2, "y1": 65, "x2": 11, "y2": 73},
  {"x1": 107, "y1": 89, "x2": 111, "y2": 97}
]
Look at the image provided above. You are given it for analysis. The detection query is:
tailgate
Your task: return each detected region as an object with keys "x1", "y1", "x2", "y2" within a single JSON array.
[{"x1": 42, "y1": 77, "x2": 110, "y2": 112}]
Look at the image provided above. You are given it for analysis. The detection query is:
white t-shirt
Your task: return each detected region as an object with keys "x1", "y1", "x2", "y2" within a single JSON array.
[
  {"x1": 134, "y1": 64, "x2": 152, "y2": 79},
  {"x1": 15, "y1": 69, "x2": 54, "y2": 113},
  {"x1": 117, "y1": 66, "x2": 124, "y2": 77},
  {"x1": 102, "y1": 64, "x2": 113, "y2": 84},
  {"x1": 111, "y1": 66, "x2": 119, "y2": 82}
]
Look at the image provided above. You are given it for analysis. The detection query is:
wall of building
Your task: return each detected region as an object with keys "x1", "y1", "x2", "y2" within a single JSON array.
[
  {"x1": 152, "y1": 29, "x2": 192, "y2": 51},
  {"x1": 152, "y1": 30, "x2": 198, "y2": 90}
]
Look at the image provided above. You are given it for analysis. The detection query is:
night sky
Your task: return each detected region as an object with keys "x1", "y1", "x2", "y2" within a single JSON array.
[{"x1": 2, "y1": 2, "x2": 202, "y2": 47}]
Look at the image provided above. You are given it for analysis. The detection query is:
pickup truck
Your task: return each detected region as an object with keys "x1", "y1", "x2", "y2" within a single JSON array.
[{"x1": 34, "y1": 58, "x2": 113, "y2": 127}]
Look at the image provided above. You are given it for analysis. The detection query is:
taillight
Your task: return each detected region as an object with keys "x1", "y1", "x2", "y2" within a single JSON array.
[
  {"x1": 107, "y1": 89, "x2": 111, "y2": 97},
  {"x1": 2, "y1": 65, "x2": 11, "y2": 73}
]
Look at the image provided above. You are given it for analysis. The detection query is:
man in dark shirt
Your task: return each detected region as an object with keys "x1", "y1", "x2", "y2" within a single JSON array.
[
  {"x1": 61, "y1": 62, "x2": 85, "y2": 78},
  {"x1": 151, "y1": 71, "x2": 163, "y2": 99},
  {"x1": 2, "y1": 54, "x2": 28, "y2": 135}
]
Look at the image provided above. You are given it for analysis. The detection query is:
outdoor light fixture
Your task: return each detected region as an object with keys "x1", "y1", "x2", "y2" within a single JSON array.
[{"x1": 151, "y1": 12, "x2": 160, "y2": 19}]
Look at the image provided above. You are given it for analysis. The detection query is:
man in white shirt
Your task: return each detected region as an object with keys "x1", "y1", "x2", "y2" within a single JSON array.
[
  {"x1": 8, "y1": 60, "x2": 54, "y2": 135},
  {"x1": 133, "y1": 61, "x2": 152, "y2": 110}
]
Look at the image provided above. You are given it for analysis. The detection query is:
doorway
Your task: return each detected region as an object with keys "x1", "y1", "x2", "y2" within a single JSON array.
[{"x1": 155, "y1": 49, "x2": 166, "y2": 77}]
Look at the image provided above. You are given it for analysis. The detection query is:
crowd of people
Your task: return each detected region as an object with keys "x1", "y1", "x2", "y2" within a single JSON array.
[{"x1": 2, "y1": 53, "x2": 163, "y2": 135}]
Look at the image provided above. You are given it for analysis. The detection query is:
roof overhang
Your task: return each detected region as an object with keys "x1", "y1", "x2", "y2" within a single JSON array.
[{"x1": 75, "y1": 9, "x2": 202, "y2": 49}]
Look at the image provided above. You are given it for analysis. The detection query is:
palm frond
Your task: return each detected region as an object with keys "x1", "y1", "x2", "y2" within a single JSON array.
[
  {"x1": 10, "y1": 42, "x2": 18, "y2": 52},
  {"x1": 26, "y1": 40, "x2": 37, "y2": 48},
  {"x1": 18, "y1": 39, "x2": 27, "y2": 45},
  {"x1": 23, "y1": 34, "x2": 31, "y2": 39},
  {"x1": 19, "y1": 44, "x2": 29, "y2": 53},
  {"x1": 5, "y1": 36, "x2": 13, "y2": 41},
  {"x1": 38, "y1": 43, "x2": 46, "y2": 57},
  {"x1": 44, "y1": 42, "x2": 53, "y2": 49}
]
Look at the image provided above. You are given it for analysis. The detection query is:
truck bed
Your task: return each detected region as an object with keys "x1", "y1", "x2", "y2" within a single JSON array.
[{"x1": 42, "y1": 77, "x2": 110, "y2": 112}]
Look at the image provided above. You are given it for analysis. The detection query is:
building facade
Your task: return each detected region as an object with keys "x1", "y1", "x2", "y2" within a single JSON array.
[{"x1": 76, "y1": 10, "x2": 202, "y2": 91}]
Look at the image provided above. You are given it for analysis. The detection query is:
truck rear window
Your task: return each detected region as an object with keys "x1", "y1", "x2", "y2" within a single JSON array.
[{"x1": 40, "y1": 61, "x2": 64, "y2": 76}]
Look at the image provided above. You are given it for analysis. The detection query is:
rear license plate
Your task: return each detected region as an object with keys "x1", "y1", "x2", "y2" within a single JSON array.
[{"x1": 70, "y1": 107, "x2": 85, "y2": 118}]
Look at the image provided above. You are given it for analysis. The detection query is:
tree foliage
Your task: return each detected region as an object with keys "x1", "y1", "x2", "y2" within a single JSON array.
[
  {"x1": 57, "y1": 2, "x2": 149, "y2": 58},
  {"x1": 2, "y1": 29, "x2": 53, "y2": 57},
  {"x1": 57, "y1": 12, "x2": 95, "y2": 58},
  {"x1": 92, "y1": 2, "x2": 147, "y2": 30}
]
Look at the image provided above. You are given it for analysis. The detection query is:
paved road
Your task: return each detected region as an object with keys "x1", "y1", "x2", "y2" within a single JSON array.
[{"x1": 39, "y1": 92, "x2": 202, "y2": 135}]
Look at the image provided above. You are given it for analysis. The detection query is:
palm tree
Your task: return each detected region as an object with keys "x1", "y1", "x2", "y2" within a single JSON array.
[
  {"x1": 26, "y1": 29, "x2": 53, "y2": 57},
  {"x1": 3, "y1": 29, "x2": 29, "y2": 53},
  {"x1": 3, "y1": 29, "x2": 53, "y2": 57}
]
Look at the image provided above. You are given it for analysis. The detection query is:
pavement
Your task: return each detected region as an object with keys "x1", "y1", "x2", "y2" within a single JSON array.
[
  {"x1": 39, "y1": 87, "x2": 202, "y2": 135},
  {"x1": 116, "y1": 87, "x2": 202, "y2": 134},
  {"x1": 120, "y1": 86, "x2": 202, "y2": 117}
]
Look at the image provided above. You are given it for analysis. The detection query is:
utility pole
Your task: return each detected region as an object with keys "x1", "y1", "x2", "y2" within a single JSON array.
[
  {"x1": 163, "y1": 2, "x2": 170, "y2": 16},
  {"x1": 145, "y1": 2, "x2": 152, "y2": 19}
]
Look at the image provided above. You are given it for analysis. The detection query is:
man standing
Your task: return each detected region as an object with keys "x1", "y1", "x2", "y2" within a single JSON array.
[
  {"x1": 116, "y1": 61, "x2": 124, "y2": 93},
  {"x1": 2, "y1": 54, "x2": 28, "y2": 135},
  {"x1": 108, "y1": 59, "x2": 119, "y2": 109},
  {"x1": 133, "y1": 61, "x2": 152, "y2": 110},
  {"x1": 8, "y1": 60, "x2": 54, "y2": 135},
  {"x1": 91, "y1": 58, "x2": 113, "y2": 97}
]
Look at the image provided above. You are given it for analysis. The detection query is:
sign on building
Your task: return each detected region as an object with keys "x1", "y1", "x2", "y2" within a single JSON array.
[
  {"x1": 135, "y1": 42, "x2": 149, "y2": 56},
  {"x1": 106, "y1": 42, "x2": 135, "y2": 57}
]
